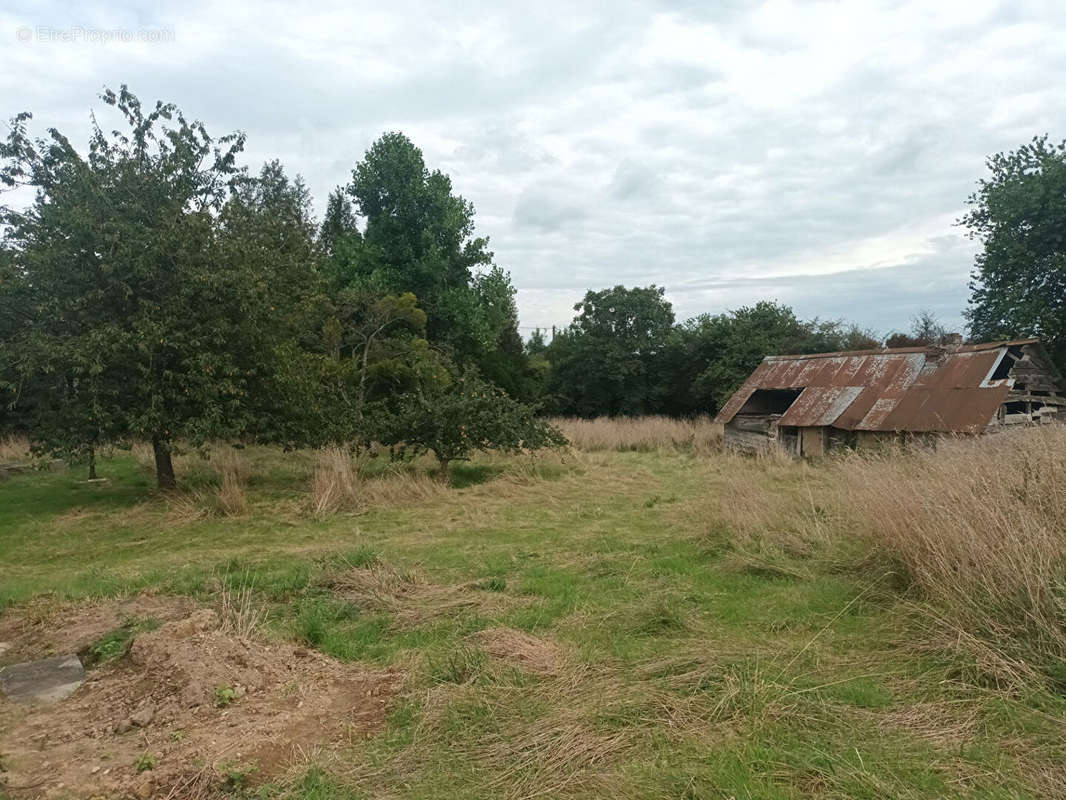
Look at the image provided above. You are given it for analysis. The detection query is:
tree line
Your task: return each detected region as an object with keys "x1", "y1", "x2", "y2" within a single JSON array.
[
  {"x1": 0, "y1": 87, "x2": 561, "y2": 487},
  {"x1": 2, "y1": 88, "x2": 1064, "y2": 486}
]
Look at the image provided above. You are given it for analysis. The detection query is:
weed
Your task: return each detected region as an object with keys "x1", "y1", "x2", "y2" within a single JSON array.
[
  {"x1": 81, "y1": 618, "x2": 159, "y2": 667},
  {"x1": 214, "y1": 685, "x2": 241, "y2": 708},
  {"x1": 424, "y1": 645, "x2": 486, "y2": 684},
  {"x1": 134, "y1": 752, "x2": 156, "y2": 773},
  {"x1": 221, "y1": 761, "x2": 257, "y2": 791}
]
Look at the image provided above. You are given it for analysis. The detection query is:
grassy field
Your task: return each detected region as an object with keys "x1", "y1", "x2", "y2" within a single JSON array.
[{"x1": 2, "y1": 424, "x2": 1066, "y2": 799}]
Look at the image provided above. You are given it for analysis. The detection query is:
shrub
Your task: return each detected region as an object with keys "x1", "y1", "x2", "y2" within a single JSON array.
[{"x1": 377, "y1": 373, "x2": 567, "y2": 478}]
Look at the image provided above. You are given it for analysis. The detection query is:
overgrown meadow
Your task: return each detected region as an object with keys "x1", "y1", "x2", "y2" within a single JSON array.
[{"x1": 3, "y1": 422, "x2": 1066, "y2": 799}]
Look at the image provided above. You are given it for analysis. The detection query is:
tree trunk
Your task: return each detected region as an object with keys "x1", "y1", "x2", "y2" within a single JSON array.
[
  {"x1": 437, "y1": 456, "x2": 451, "y2": 482},
  {"x1": 87, "y1": 445, "x2": 97, "y2": 480},
  {"x1": 356, "y1": 338, "x2": 372, "y2": 420},
  {"x1": 152, "y1": 435, "x2": 176, "y2": 491}
]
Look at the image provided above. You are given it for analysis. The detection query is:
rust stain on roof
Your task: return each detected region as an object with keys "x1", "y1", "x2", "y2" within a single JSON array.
[{"x1": 715, "y1": 340, "x2": 1031, "y2": 433}]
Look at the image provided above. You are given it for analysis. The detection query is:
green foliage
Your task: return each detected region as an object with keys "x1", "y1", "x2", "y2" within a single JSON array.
[
  {"x1": 214, "y1": 685, "x2": 241, "y2": 707},
  {"x1": 0, "y1": 87, "x2": 314, "y2": 488},
  {"x1": 549, "y1": 294, "x2": 880, "y2": 417},
  {"x1": 82, "y1": 618, "x2": 159, "y2": 667},
  {"x1": 962, "y1": 135, "x2": 1066, "y2": 369},
  {"x1": 547, "y1": 285, "x2": 675, "y2": 416},
  {"x1": 345, "y1": 132, "x2": 493, "y2": 354},
  {"x1": 134, "y1": 752, "x2": 157, "y2": 772},
  {"x1": 318, "y1": 188, "x2": 359, "y2": 258},
  {"x1": 378, "y1": 373, "x2": 567, "y2": 474}
]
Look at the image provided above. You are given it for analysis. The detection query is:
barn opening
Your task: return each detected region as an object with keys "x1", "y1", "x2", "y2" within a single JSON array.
[{"x1": 738, "y1": 388, "x2": 802, "y2": 415}]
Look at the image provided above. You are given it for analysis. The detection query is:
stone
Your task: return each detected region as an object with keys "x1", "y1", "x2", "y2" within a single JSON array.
[
  {"x1": 130, "y1": 705, "x2": 155, "y2": 727},
  {"x1": 0, "y1": 642, "x2": 11, "y2": 656},
  {"x1": 0, "y1": 654, "x2": 84, "y2": 703},
  {"x1": 113, "y1": 718, "x2": 133, "y2": 734},
  {"x1": 133, "y1": 773, "x2": 155, "y2": 799}
]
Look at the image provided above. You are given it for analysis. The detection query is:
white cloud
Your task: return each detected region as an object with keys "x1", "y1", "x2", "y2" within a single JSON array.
[{"x1": 3, "y1": 0, "x2": 1066, "y2": 337}]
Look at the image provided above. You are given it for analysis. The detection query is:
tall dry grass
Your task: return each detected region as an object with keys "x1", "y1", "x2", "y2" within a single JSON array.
[
  {"x1": 834, "y1": 426, "x2": 1066, "y2": 687},
  {"x1": 0, "y1": 435, "x2": 32, "y2": 463},
  {"x1": 215, "y1": 449, "x2": 250, "y2": 516},
  {"x1": 310, "y1": 446, "x2": 360, "y2": 516},
  {"x1": 309, "y1": 446, "x2": 446, "y2": 516},
  {"x1": 551, "y1": 416, "x2": 722, "y2": 453}
]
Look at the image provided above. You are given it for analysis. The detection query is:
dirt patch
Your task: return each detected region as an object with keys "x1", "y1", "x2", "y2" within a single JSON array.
[
  {"x1": 0, "y1": 609, "x2": 400, "y2": 798},
  {"x1": 0, "y1": 593, "x2": 198, "y2": 666},
  {"x1": 469, "y1": 627, "x2": 565, "y2": 676},
  {"x1": 327, "y1": 566, "x2": 526, "y2": 628}
]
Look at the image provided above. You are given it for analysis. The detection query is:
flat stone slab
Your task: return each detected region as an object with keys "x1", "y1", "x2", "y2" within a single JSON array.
[{"x1": 0, "y1": 654, "x2": 85, "y2": 703}]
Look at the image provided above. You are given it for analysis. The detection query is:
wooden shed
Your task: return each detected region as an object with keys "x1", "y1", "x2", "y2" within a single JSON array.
[{"x1": 715, "y1": 339, "x2": 1066, "y2": 457}]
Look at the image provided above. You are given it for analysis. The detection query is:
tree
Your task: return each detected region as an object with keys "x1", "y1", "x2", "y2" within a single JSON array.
[
  {"x1": 319, "y1": 187, "x2": 359, "y2": 257},
  {"x1": 547, "y1": 286, "x2": 675, "y2": 416},
  {"x1": 687, "y1": 302, "x2": 806, "y2": 412},
  {"x1": 343, "y1": 132, "x2": 534, "y2": 380},
  {"x1": 962, "y1": 135, "x2": 1066, "y2": 369},
  {"x1": 378, "y1": 372, "x2": 567, "y2": 477},
  {"x1": 525, "y1": 328, "x2": 549, "y2": 357},
  {"x1": 885, "y1": 310, "x2": 951, "y2": 348},
  {"x1": 658, "y1": 302, "x2": 879, "y2": 415},
  {"x1": 346, "y1": 132, "x2": 491, "y2": 342},
  {"x1": 0, "y1": 87, "x2": 305, "y2": 489}
]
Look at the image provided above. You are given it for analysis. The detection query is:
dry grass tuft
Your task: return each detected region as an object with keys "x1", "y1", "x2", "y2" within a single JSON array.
[
  {"x1": 309, "y1": 448, "x2": 446, "y2": 516},
  {"x1": 163, "y1": 488, "x2": 216, "y2": 521},
  {"x1": 218, "y1": 581, "x2": 265, "y2": 639},
  {"x1": 834, "y1": 426, "x2": 1066, "y2": 687},
  {"x1": 215, "y1": 448, "x2": 249, "y2": 516},
  {"x1": 469, "y1": 626, "x2": 566, "y2": 676},
  {"x1": 327, "y1": 565, "x2": 521, "y2": 628},
  {"x1": 550, "y1": 416, "x2": 721, "y2": 454},
  {"x1": 360, "y1": 467, "x2": 447, "y2": 507},
  {"x1": 310, "y1": 446, "x2": 359, "y2": 515}
]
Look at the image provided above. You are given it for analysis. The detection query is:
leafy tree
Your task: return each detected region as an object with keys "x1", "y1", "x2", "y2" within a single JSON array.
[
  {"x1": 337, "y1": 291, "x2": 428, "y2": 419},
  {"x1": 525, "y1": 328, "x2": 549, "y2": 357},
  {"x1": 319, "y1": 187, "x2": 359, "y2": 257},
  {"x1": 0, "y1": 86, "x2": 303, "y2": 488},
  {"x1": 472, "y1": 267, "x2": 538, "y2": 401},
  {"x1": 346, "y1": 132, "x2": 491, "y2": 342},
  {"x1": 343, "y1": 132, "x2": 529, "y2": 387},
  {"x1": 963, "y1": 135, "x2": 1066, "y2": 368},
  {"x1": 378, "y1": 373, "x2": 567, "y2": 477},
  {"x1": 264, "y1": 291, "x2": 436, "y2": 449},
  {"x1": 547, "y1": 286, "x2": 675, "y2": 416},
  {"x1": 659, "y1": 302, "x2": 879, "y2": 415},
  {"x1": 884, "y1": 310, "x2": 953, "y2": 348}
]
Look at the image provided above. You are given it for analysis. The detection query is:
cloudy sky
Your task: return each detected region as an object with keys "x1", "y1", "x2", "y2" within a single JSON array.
[{"x1": 4, "y1": 1, "x2": 1065, "y2": 337}]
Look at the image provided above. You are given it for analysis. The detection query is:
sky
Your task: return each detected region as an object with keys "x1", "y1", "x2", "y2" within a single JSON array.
[{"x1": 3, "y1": 0, "x2": 1066, "y2": 339}]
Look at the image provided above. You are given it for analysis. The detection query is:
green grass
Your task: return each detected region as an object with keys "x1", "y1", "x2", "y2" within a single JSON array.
[
  {"x1": 81, "y1": 617, "x2": 160, "y2": 667},
  {"x1": 1, "y1": 447, "x2": 1064, "y2": 799}
]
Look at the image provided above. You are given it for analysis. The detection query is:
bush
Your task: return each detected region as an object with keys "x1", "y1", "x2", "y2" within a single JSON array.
[{"x1": 377, "y1": 373, "x2": 567, "y2": 477}]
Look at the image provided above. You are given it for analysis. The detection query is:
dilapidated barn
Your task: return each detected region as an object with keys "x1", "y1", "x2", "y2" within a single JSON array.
[{"x1": 715, "y1": 339, "x2": 1066, "y2": 456}]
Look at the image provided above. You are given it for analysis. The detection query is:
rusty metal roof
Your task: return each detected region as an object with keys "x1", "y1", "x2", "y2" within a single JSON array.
[{"x1": 714, "y1": 340, "x2": 1039, "y2": 432}]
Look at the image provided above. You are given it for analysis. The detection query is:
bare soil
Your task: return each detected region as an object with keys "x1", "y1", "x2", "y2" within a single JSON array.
[
  {"x1": 0, "y1": 593, "x2": 198, "y2": 666},
  {"x1": 0, "y1": 606, "x2": 401, "y2": 799}
]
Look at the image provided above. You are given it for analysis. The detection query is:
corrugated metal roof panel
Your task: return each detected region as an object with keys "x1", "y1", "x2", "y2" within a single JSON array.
[{"x1": 777, "y1": 386, "x2": 864, "y2": 427}]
